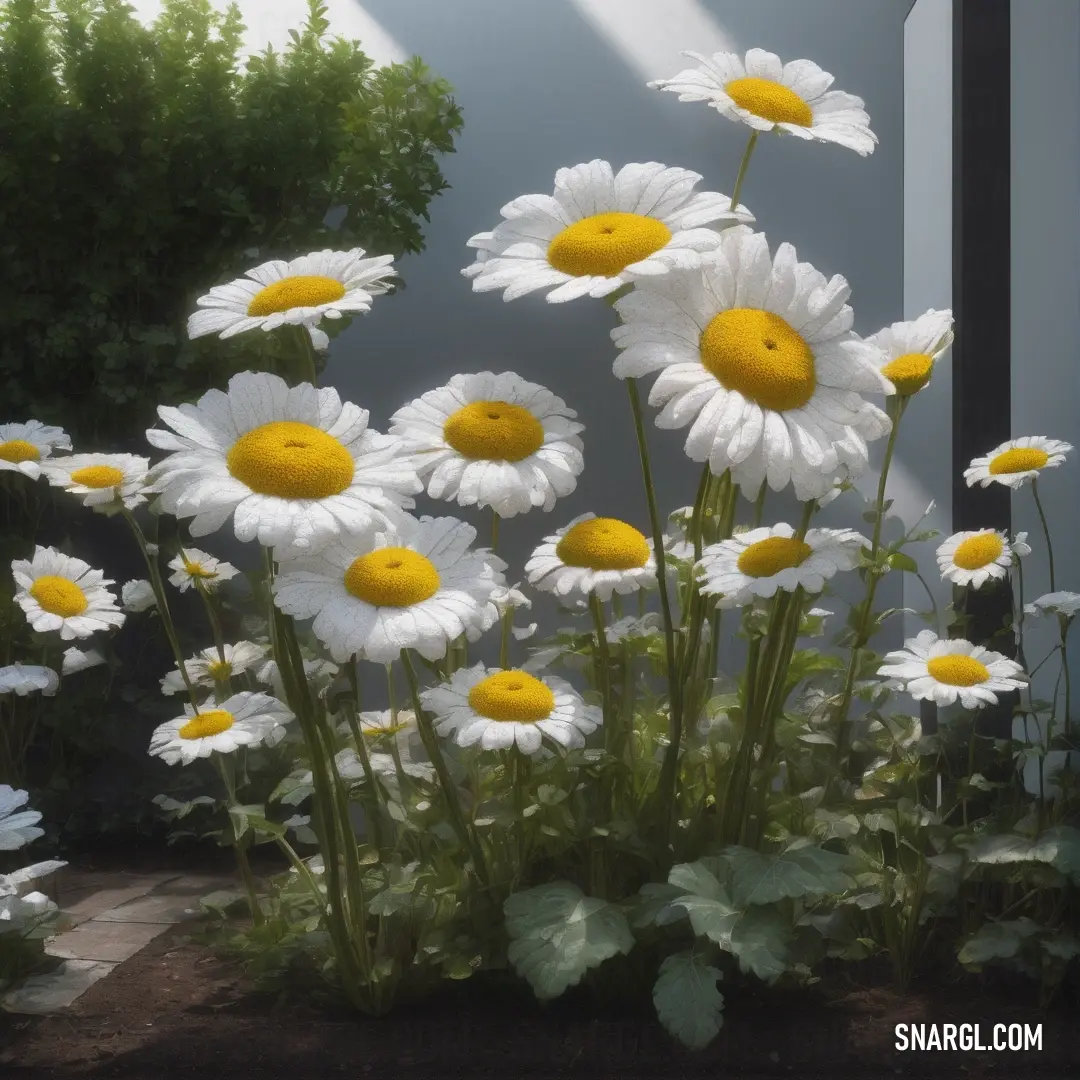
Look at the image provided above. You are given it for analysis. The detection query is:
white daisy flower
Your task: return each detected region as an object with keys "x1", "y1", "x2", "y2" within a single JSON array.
[
  {"x1": 878, "y1": 630, "x2": 1027, "y2": 710},
  {"x1": 1024, "y1": 592, "x2": 1080, "y2": 620},
  {"x1": 0, "y1": 664, "x2": 59, "y2": 697},
  {"x1": 648, "y1": 48, "x2": 877, "y2": 156},
  {"x1": 422, "y1": 662, "x2": 601, "y2": 755},
  {"x1": 147, "y1": 691, "x2": 294, "y2": 766},
  {"x1": 122, "y1": 579, "x2": 157, "y2": 612},
  {"x1": 0, "y1": 786, "x2": 44, "y2": 850},
  {"x1": 611, "y1": 226, "x2": 893, "y2": 501},
  {"x1": 696, "y1": 523, "x2": 866, "y2": 608},
  {"x1": 61, "y1": 647, "x2": 106, "y2": 676},
  {"x1": 0, "y1": 885, "x2": 62, "y2": 934},
  {"x1": 390, "y1": 371, "x2": 585, "y2": 518},
  {"x1": 186, "y1": 247, "x2": 396, "y2": 340},
  {"x1": 12, "y1": 546, "x2": 125, "y2": 640},
  {"x1": 964, "y1": 437, "x2": 1073, "y2": 490},
  {"x1": 936, "y1": 529, "x2": 1026, "y2": 589},
  {"x1": 160, "y1": 641, "x2": 268, "y2": 696},
  {"x1": 352, "y1": 708, "x2": 418, "y2": 741},
  {"x1": 525, "y1": 513, "x2": 658, "y2": 601},
  {"x1": 40, "y1": 453, "x2": 149, "y2": 512},
  {"x1": 864, "y1": 308, "x2": 954, "y2": 397},
  {"x1": 272, "y1": 515, "x2": 506, "y2": 663},
  {"x1": 0, "y1": 420, "x2": 71, "y2": 480},
  {"x1": 462, "y1": 159, "x2": 753, "y2": 304},
  {"x1": 146, "y1": 371, "x2": 421, "y2": 553},
  {"x1": 255, "y1": 656, "x2": 339, "y2": 701},
  {"x1": 167, "y1": 548, "x2": 239, "y2": 592}
]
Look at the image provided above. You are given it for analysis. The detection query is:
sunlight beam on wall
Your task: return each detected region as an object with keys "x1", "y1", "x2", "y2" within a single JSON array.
[{"x1": 567, "y1": 0, "x2": 737, "y2": 85}]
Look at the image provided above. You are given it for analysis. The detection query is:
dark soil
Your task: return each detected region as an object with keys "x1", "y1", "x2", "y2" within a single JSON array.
[{"x1": 1, "y1": 848, "x2": 1076, "y2": 1079}]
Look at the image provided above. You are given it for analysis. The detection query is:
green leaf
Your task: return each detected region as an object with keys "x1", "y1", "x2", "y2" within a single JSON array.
[
  {"x1": 719, "y1": 844, "x2": 858, "y2": 906},
  {"x1": 966, "y1": 826, "x2": 1080, "y2": 882},
  {"x1": 959, "y1": 919, "x2": 1040, "y2": 967},
  {"x1": 888, "y1": 552, "x2": 919, "y2": 573},
  {"x1": 504, "y1": 882, "x2": 635, "y2": 1001},
  {"x1": 227, "y1": 803, "x2": 265, "y2": 840},
  {"x1": 727, "y1": 905, "x2": 791, "y2": 981},
  {"x1": 628, "y1": 882, "x2": 688, "y2": 929},
  {"x1": 652, "y1": 949, "x2": 725, "y2": 1050}
]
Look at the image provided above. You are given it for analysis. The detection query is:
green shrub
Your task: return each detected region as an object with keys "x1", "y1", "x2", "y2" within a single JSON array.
[{"x1": 0, "y1": 0, "x2": 463, "y2": 445}]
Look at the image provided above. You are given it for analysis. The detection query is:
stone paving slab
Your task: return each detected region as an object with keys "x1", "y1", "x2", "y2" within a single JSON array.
[
  {"x1": 1, "y1": 959, "x2": 117, "y2": 1015},
  {"x1": 44, "y1": 919, "x2": 170, "y2": 964},
  {"x1": 1, "y1": 870, "x2": 239, "y2": 1015},
  {"x1": 94, "y1": 893, "x2": 205, "y2": 925}
]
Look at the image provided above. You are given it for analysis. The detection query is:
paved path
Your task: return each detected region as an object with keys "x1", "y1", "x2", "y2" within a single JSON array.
[{"x1": 1, "y1": 868, "x2": 236, "y2": 1015}]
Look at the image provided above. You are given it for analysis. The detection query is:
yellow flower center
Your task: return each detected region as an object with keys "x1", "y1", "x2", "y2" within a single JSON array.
[
  {"x1": 70, "y1": 464, "x2": 125, "y2": 489},
  {"x1": 952, "y1": 532, "x2": 1005, "y2": 571},
  {"x1": 556, "y1": 518, "x2": 650, "y2": 571},
  {"x1": 246, "y1": 275, "x2": 346, "y2": 317},
  {"x1": 547, "y1": 212, "x2": 672, "y2": 278},
  {"x1": 226, "y1": 421, "x2": 354, "y2": 500},
  {"x1": 881, "y1": 352, "x2": 934, "y2": 396},
  {"x1": 699, "y1": 308, "x2": 816, "y2": 412},
  {"x1": 468, "y1": 670, "x2": 556, "y2": 722},
  {"x1": 737, "y1": 536, "x2": 813, "y2": 578},
  {"x1": 29, "y1": 575, "x2": 88, "y2": 617},
  {"x1": 343, "y1": 547, "x2": 441, "y2": 607},
  {"x1": 443, "y1": 401, "x2": 545, "y2": 462},
  {"x1": 725, "y1": 76, "x2": 814, "y2": 126},
  {"x1": 178, "y1": 708, "x2": 235, "y2": 740},
  {"x1": 989, "y1": 448, "x2": 1050, "y2": 475},
  {"x1": 364, "y1": 720, "x2": 410, "y2": 737},
  {"x1": 207, "y1": 660, "x2": 233, "y2": 680},
  {"x1": 0, "y1": 440, "x2": 40, "y2": 464},
  {"x1": 926, "y1": 654, "x2": 990, "y2": 687},
  {"x1": 183, "y1": 560, "x2": 218, "y2": 579}
]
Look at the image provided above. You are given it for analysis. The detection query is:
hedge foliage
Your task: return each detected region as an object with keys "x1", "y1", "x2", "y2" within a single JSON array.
[{"x1": 0, "y1": 0, "x2": 463, "y2": 444}]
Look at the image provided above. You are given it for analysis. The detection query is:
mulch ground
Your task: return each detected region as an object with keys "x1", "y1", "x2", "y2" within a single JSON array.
[{"x1": 1, "y1": 846, "x2": 1076, "y2": 1079}]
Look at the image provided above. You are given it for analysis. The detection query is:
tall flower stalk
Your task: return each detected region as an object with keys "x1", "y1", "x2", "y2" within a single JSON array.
[{"x1": 832, "y1": 396, "x2": 908, "y2": 767}]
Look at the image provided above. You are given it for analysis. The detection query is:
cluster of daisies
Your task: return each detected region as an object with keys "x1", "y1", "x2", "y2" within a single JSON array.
[
  {"x1": 0, "y1": 784, "x2": 66, "y2": 940},
  {"x1": 5, "y1": 43, "x2": 1077, "y2": 789}
]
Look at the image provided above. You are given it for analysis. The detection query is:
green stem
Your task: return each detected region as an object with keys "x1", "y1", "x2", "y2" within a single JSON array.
[
  {"x1": 1015, "y1": 557, "x2": 1029, "y2": 670},
  {"x1": 291, "y1": 324, "x2": 319, "y2": 387},
  {"x1": 122, "y1": 510, "x2": 200, "y2": 706},
  {"x1": 751, "y1": 480, "x2": 768, "y2": 528},
  {"x1": 1031, "y1": 479, "x2": 1056, "y2": 592},
  {"x1": 590, "y1": 592, "x2": 616, "y2": 822},
  {"x1": 215, "y1": 757, "x2": 264, "y2": 927},
  {"x1": 729, "y1": 130, "x2": 759, "y2": 212},
  {"x1": 625, "y1": 378, "x2": 682, "y2": 850},
  {"x1": 833, "y1": 397, "x2": 907, "y2": 764},
  {"x1": 401, "y1": 649, "x2": 490, "y2": 886},
  {"x1": 499, "y1": 609, "x2": 513, "y2": 670},
  {"x1": 690, "y1": 464, "x2": 712, "y2": 563},
  {"x1": 342, "y1": 659, "x2": 386, "y2": 853}
]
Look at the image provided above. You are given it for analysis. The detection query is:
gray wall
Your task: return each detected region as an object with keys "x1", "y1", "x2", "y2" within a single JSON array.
[
  {"x1": 320, "y1": 0, "x2": 907, "y2": 651},
  {"x1": 900, "y1": 0, "x2": 953, "y2": 643},
  {"x1": 1010, "y1": 0, "x2": 1080, "y2": 790}
]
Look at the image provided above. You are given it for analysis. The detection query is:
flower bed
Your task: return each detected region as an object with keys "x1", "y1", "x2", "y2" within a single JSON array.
[{"x1": 2, "y1": 35, "x2": 1078, "y2": 1066}]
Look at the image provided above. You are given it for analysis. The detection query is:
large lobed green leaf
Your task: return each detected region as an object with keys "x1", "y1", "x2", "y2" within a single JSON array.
[
  {"x1": 504, "y1": 882, "x2": 635, "y2": 1001},
  {"x1": 652, "y1": 948, "x2": 725, "y2": 1050}
]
